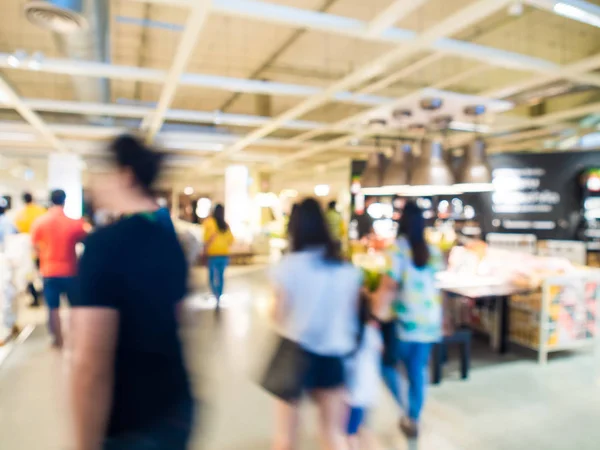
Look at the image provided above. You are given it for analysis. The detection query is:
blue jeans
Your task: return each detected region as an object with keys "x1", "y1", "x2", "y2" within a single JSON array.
[
  {"x1": 381, "y1": 341, "x2": 433, "y2": 422},
  {"x1": 208, "y1": 256, "x2": 229, "y2": 300},
  {"x1": 103, "y1": 400, "x2": 194, "y2": 450},
  {"x1": 43, "y1": 276, "x2": 76, "y2": 309}
]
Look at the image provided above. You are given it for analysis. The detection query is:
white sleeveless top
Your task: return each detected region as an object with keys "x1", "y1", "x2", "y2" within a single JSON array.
[{"x1": 270, "y1": 248, "x2": 361, "y2": 356}]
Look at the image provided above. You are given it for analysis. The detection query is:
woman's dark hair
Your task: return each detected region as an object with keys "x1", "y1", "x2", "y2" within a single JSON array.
[
  {"x1": 290, "y1": 198, "x2": 341, "y2": 262},
  {"x1": 399, "y1": 201, "x2": 429, "y2": 268},
  {"x1": 110, "y1": 134, "x2": 164, "y2": 195},
  {"x1": 212, "y1": 204, "x2": 229, "y2": 233}
]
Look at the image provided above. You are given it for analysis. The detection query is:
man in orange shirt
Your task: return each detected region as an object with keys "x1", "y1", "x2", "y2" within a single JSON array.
[{"x1": 31, "y1": 190, "x2": 88, "y2": 348}]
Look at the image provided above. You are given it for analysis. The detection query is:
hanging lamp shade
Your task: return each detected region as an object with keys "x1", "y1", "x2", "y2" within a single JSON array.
[
  {"x1": 408, "y1": 139, "x2": 457, "y2": 196},
  {"x1": 360, "y1": 152, "x2": 381, "y2": 189},
  {"x1": 382, "y1": 144, "x2": 410, "y2": 189},
  {"x1": 454, "y1": 138, "x2": 493, "y2": 192}
]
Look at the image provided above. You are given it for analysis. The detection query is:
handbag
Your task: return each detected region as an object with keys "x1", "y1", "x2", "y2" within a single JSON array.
[{"x1": 260, "y1": 336, "x2": 313, "y2": 402}]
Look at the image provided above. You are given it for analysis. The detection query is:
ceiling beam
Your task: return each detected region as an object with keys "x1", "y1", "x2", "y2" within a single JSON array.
[
  {"x1": 0, "y1": 54, "x2": 389, "y2": 108},
  {"x1": 141, "y1": 0, "x2": 212, "y2": 142},
  {"x1": 0, "y1": 76, "x2": 67, "y2": 152},
  {"x1": 130, "y1": 0, "x2": 565, "y2": 74},
  {"x1": 482, "y1": 52, "x2": 600, "y2": 99},
  {"x1": 210, "y1": 0, "x2": 513, "y2": 165},
  {"x1": 0, "y1": 98, "x2": 325, "y2": 131},
  {"x1": 0, "y1": 121, "x2": 375, "y2": 153},
  {"x1": 365, "y1": 0, "x2": 430, "y2": 37}
]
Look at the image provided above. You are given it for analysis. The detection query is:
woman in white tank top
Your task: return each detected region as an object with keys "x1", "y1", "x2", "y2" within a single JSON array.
[{"x1": 270, "y1": 198, "x2": 361, "y2": 450}]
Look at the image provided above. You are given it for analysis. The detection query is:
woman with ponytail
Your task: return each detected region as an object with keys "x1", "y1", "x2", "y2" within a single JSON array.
[{"x1": 381, "y1": 201, "x2": 444, "y2": 438}]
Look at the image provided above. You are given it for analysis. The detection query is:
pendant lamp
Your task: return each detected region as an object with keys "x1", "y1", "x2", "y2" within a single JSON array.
[
  {"x1": 408, "y1": 139, "x2": 457, "y2": 196},
  {"x1": 360, "y1": 151, "x2": 381, "y2": 189},
  {"x1": 454, "y1": 138, "x2": 493, "y2": 192},
  {"x1": 381, "y1": 144, "x2": 410, "y2": 191}
]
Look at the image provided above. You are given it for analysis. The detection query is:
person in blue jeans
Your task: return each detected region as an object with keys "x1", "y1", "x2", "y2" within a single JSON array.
[
  {"x1": 204, "y1": 204, "x2": 234, "y2": 307},
  {"x1": 379, "y1": 201, "x2": 444, "y2": 438}
]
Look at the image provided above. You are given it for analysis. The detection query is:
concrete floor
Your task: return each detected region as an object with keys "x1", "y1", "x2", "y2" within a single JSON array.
[{"x1": 1, "y1": 267, "x2": 600, "y2": 449}]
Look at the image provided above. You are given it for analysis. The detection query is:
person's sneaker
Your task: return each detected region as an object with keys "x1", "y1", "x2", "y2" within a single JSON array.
[
  {"x1": 400, "y1": 416, "x2": 419, "y2": 439},
  {"x1": 10, "y1": 325, "x2": 20, "y2": 338}
]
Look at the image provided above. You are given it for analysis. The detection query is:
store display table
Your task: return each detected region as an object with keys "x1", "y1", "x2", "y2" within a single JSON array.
[{"x1": 439, "y1": 277, "x2": 533, "y2": 355}]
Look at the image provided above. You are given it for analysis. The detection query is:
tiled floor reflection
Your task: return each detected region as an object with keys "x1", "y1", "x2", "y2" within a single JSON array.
[{"x1": 1, "y1": 266, "x2": 600, "y2": 449}]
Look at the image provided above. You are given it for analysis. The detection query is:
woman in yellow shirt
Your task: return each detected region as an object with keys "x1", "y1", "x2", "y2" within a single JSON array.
[{"x1": 204, "y1": 204, "x2": 234, "y2": 306}]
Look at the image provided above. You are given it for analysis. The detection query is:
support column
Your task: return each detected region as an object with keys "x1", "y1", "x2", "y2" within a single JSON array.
[
  {"x1": 48, "y1": 153, "x2": 83, "y2": 219},
  {"x1": 225, "y1": 165, "x2": 250, "y2": 239}
]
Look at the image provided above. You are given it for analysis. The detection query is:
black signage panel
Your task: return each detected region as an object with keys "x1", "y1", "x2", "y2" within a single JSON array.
[{"x1": 482, "y1": 150, "x2": 599, "y2": 240}]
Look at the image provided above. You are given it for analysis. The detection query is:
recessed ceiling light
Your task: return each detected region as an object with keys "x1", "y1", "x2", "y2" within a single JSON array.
[{"x1": 184, "y1": 186, "x2": 194, "y2": 195}]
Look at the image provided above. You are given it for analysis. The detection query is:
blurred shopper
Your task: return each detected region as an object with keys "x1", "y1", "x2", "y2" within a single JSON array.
[
  {"x1": 70, "y1": 135, "x2": 193, "y2": 450},
  {"x1": 15, "y1": 192, "x2": 46, "y2": 233},
  {"x1": 285, "y1": 203, "x2": 299, "y2": 252},
  {"x1": 346, "y1": 284, "x2": 393, "y2": 450},
  {"x1": 351, "y1": 198, "x2": 374, "y2": 241},
  {"x1": 0, "y1": 205, "x2": 16, "y2": 250},
  {"x1": 381, "y1": 201, "x2": 444, "y2": 438},
  {"x1": 267, "y1": 198, "x2": 361, "y2": 450},
  {"x1": 326, "y1": 201, "x2": 344, "y2": 243},
  {"x1": 15, "y1": 192, "x2": 46, "y2": 307},
  {"x1": 0, "y1": 205, "x2": 18, "y2": 344},
  {"x1": 31, "y1": 190, "x2": 87, "y2": 348},
  {"x1": 203, "y1": 204, "x2": 234, "y2": 307}
]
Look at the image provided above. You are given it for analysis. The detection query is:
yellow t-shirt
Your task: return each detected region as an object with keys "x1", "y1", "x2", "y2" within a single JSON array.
[
  {"x1": 15, "y1": 204, "x2": 46, "y2": 234},
  {"x1": 203, "y1": 217, "x2": 234, "y2": 256}
]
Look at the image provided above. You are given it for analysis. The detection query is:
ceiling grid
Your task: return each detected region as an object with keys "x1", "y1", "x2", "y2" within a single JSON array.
[{"x1": 0, "y1": 0, "x2": 598, "y2": 177}]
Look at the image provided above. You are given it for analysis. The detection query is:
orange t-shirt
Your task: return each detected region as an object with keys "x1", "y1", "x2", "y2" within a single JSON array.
[{"x1": 31, "y1": 207, "x2": 88, "y2": 278}]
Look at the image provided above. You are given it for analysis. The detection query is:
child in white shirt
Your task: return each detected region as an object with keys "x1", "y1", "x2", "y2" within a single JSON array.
[{"x1": 346, "y1": 284, "x2": 394, "y2": 449}]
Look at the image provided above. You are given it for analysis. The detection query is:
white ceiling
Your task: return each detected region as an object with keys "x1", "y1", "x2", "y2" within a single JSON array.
[{"x1": 0, "y1": 0, "x2": 598, "y2": 186}]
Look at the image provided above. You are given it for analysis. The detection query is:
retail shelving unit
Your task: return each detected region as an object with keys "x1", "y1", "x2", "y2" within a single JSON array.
[
  {"x1": 510, "y1": 272, "x2": 600, "y2": 364},
  {"x1": 486, "y1": 233, "x2": 537, "y2": 254}
]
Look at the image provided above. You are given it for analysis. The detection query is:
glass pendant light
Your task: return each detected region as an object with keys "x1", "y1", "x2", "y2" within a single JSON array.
[{"x1": 454, "y1": 138, "x2": 494, "y2": 192}]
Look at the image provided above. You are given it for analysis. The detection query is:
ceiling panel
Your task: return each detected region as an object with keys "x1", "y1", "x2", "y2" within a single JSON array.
[
  {"x1": 2, "y1": 69, "x2": 76, "y2": 101},
  {"x1": 457, "y1": 7, "x2": 600, "y2": 65},
  {"x1": 395, "y1": 0, "x2": 477, "y2": 33}
]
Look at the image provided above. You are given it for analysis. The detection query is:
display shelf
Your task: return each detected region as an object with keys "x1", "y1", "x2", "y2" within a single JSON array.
[{"x1": 507, "y1": 273, "x2": 600, "y2": 364}]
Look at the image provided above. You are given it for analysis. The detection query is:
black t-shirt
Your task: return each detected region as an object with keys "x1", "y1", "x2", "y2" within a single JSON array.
[{"x1": 74, "y1": 214, "x2": 192, "y2": 436}]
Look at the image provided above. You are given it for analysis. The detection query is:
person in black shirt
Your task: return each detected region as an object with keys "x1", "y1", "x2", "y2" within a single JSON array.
[{"x1": 70, "y1": 135, "x2": 193, "y2": 450}]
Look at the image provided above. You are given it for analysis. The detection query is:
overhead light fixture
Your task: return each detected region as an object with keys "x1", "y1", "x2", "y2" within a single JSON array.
[
  {"x1": 184, "y1": 186, "x2": 194, "y2": 195},
  {"x1": 407, "y1": 139, "x2": 457, "y2": 196},
  {"x1": 508, "y1": 1, "x2": 524, "y2": 16},
  {"x1": 454, "y1": 138, "x2": 494, "y2": 192},
  {"x1": 360, "y1": 151, "x2": 382, "y2": 190},
  {"x1": 314, "y1": 184, "x2": 330, "y2": 197},
  {"x1": 382, "y1": 144, "x2": 410, "y2": 190},
  {"x1": 553, "y1": 2, "x2": 600, "y2": 28},
  {"x1": 280, "y1": 189, "x2": 298, "y2": 198}
]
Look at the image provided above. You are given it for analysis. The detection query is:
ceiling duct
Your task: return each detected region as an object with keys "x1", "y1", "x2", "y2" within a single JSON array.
[
  {"x1": 455, "y1": 138, "x2": 494, "y2": 192},
  {"x1": 25, "y1": 0, "x2": 110, "y2": 118}
]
